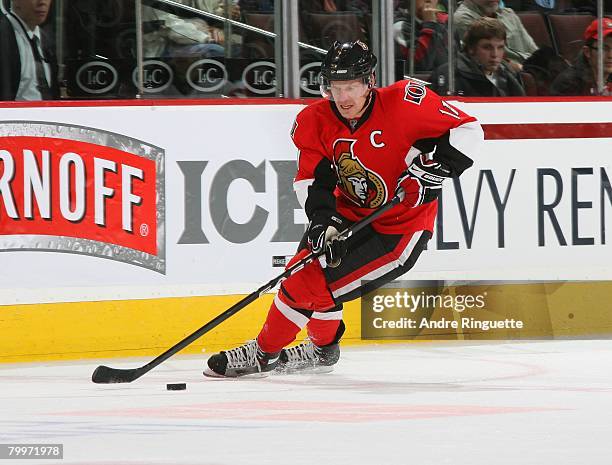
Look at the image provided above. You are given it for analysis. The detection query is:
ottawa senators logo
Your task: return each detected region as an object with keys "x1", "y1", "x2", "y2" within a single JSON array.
[{"x1": 333, "y1": 139, "x2": 387, "y2": 208}]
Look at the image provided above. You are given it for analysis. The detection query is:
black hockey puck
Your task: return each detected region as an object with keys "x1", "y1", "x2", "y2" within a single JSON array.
[{"x1": 166, "y1": 383, "x2": 186, "y2": 391}]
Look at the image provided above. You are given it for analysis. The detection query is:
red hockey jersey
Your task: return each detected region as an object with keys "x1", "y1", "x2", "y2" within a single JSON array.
[{"x1": 291, "y1": 79, "x2": 483, "y2": 235}]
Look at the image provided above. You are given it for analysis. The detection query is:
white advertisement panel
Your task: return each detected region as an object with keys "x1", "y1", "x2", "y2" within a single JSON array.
[{"x1": 0, "y1": 100, "x2": 610, "y2": 305}]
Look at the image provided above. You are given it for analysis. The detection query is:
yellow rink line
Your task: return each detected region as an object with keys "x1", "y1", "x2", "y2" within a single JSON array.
[
  {"x1": 1, "y1": 281, "x2": 611, "y2": 363},
  {"x1": 0, "y1": 295, "x2": 376, "y2": 363}
]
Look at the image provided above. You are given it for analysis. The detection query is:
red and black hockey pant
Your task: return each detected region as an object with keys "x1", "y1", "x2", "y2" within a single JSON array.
[{"x1": 257, "y1": 225, "x2": 432, "y2": 353}]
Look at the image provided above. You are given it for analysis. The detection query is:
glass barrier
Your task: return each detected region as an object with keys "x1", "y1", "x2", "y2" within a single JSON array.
[
  {"x1": 393, "y1": 0, "x2": 450, "y2": 84},
  {"x1": 0, "y1": 0, "x2": 610, "y2": 101},
  {"x1": 62, "y1": 0, "x2": 137, "y2": 98},
  {"x1": 65, "y1": 0, "x2": 249, "y2": 99},
  {"x1": 298, "y1": 0, "x2": 373, "y2": 97}
]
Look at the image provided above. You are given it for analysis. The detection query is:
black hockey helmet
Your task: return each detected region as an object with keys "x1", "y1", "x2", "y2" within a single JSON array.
[{"x1": 319, "y1": 40, "x2": 377, "y2": 97}]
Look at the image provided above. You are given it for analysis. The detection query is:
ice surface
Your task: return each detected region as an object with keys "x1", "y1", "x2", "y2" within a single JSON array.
[{"x1": 2, "y1": 340, "x2": 612, "y2": 465}]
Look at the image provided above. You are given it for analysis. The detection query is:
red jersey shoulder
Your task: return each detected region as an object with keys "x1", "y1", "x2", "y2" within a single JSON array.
[
  {"x1": 377, "y1": 79, "x2": 443, "y2": 109},
  {"x1": 291, "y1": 99, "x2": 331, "y2": 143},
  {"x1": 296, "y1": 99, "x2": 331, "y2": 126},
  {"x1": 378, "y1": 79, "x2": 430, "y2": 108},
  {"x1": 377, "y1": 79, "x2": 475, "y2": 124}
]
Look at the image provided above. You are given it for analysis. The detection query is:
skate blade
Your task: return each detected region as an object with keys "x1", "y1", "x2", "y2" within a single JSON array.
[
  {"x1": 275, "y1": 365, "x2": 335, "y2": 375},
  {"x1": 203, "y1": 368, "x2": 271, "y2": 379},
  {"x1": 203, "y1": 368, "x2": 226, "y2": 378}
]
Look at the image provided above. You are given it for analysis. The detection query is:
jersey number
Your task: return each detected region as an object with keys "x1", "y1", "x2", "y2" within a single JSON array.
[{"x1": 439, "y1": 101, "x2": 461, "y2": 119}]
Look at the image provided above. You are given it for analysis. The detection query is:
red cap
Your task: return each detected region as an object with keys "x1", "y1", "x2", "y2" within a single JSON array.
[{"x1": 584, "y1": 18, "x2": 612, "y2": 41}]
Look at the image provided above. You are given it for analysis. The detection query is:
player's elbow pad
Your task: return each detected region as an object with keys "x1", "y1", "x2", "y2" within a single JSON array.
[
  {"x1": 304, "y1": 159, "x2": 338, "y2": 219},
  {"x1": 305, "y1": 186, "x2": 336, "y2": 220},
  {"x1": 432, "y1": 131, "x2": 474, "y2": 177}
]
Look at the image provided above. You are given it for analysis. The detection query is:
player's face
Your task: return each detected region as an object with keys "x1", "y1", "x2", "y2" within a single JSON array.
[
  {"x1": 470, "y1": 37, "x2": 505, "y2": 73},
  {"x1": 330, "y1": 79, "x2": 370, "y2": 120}
]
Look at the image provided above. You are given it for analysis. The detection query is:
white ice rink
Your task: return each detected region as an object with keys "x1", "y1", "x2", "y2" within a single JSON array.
[{"x1": 2, "y1": 340, "x2": 612, "y2": 465}]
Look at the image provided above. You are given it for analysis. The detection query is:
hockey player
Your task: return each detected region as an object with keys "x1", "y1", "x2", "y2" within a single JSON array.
[{"x1": 204, "y1": 40, "x2": 483, "y2": 378}]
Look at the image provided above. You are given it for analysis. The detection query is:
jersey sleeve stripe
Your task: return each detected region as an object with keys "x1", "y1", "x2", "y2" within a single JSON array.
[
  {"x1": 293, "y1": 178, "x2": 314, "y2": 209},
  {"x1": 449, "y1": 120, "x2": 484, "y2": 161}
]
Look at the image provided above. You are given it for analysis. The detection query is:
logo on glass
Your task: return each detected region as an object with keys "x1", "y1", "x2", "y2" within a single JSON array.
[
  {"x1": 300, "y1": 62, "x2": 322, "y2": 96},
  {"x1": 187, "y1": 59, "x2": 228, "y2": 93},
  {"x1": 133, "y1": 60, "x2": 174, "y2": 93},
  {"x1": 76, "y1": 61, "x2": 119, "y2": 95},
  {"x1": 243, "y1": 61, "x2": 276, "y2": 95}
]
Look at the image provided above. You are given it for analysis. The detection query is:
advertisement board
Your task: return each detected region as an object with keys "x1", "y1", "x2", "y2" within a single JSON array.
[
  {"x1": 0, "y1": 98, "x2": 611, "y2": 361},
  {"x1": 1, "y1": 100, "x2": 610, "y2": 305}
]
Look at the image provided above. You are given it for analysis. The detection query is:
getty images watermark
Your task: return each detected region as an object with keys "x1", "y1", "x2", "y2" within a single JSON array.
[{"x1": 361, "y1": 280, "x2": 525, "y2": 340}]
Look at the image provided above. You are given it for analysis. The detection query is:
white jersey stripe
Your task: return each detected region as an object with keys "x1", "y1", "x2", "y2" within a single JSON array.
[
  {"x1": 404, "y1": 146, "x2": 421, "y2": 167},
  {"x1": 331, "y1": 231, "x2": 426, "y2": 299},
  {"x1": 311, "y1": 309, "x2": 344, "y2": 321},
  {"x1": 293, "y1": 178, "x2": 314, "y2": 210},
  {"x1": 449, "y1": 121, "x2": 484, "y2": 159},
  {"x1": 274, "y1": 295, "x2": 309, "y2": 328}
]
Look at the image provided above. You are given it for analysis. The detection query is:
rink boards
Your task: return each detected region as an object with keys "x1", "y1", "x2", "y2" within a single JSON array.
[{"x1": 0, "y1": 96, "x2": 611, "y2": 362}]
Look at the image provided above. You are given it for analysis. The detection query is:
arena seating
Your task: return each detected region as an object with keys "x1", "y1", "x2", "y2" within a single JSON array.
[
  {"x1": 517, "y1": 12, "x2": 598, "y2": 62},
  {"x1": 548, "y1": 13, "x2": 596, "y2": 61},
  {"x1": 302, "y1": 12, "x2": 366, "y2": 51},
  {"x1": 517, "y1": 11, "x2": 554, "y2": 48},
  {"x1": 243, "y1": 12, "x2": 275, "y2": 58}
]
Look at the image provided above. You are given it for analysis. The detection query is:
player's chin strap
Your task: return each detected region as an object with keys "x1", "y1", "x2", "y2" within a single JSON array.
[
  {"x1": 91, "y1": 195, "x2": 402, "y2": 384},
  {"x1": 358, "y1": 88, "x2": 374, "y2": 113},
  {"x1": 350, "y1": 73, "x2": 376, "y2": 119}
]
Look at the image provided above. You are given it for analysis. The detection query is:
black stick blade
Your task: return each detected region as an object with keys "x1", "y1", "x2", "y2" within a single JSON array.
[{"x1": 92, "y1": 365, "x2": 142, "y2": 384}]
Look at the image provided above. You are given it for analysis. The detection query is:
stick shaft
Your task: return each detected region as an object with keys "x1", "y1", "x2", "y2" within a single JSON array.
[{"x1": 92, "y1": 195, "x2": 400, "y2": 383}]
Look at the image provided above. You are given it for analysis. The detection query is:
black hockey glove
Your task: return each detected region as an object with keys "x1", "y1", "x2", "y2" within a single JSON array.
[
  {"x1": 307, "y1": 211, "x2": 348, "y2": 268},
  {"x1": 396, "y1": 153, "x2": 452, "y2": 208}
]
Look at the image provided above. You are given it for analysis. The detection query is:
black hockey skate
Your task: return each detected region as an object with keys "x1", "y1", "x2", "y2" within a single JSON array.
[
  {"x1": 277, "y1": 339, "x2": 340, "y2": 374},
  {"x1": 204, "y1": 340, "x2": 280, "y2": 378}
]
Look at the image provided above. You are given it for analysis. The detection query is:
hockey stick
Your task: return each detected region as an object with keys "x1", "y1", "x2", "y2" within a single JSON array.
[{"x1": 92, "y1": 194, "x2": 402, "y2": 384}]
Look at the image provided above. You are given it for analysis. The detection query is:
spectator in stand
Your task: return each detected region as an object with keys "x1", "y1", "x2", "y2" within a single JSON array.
[
  {"x1": 238, "y1": 0, "x2": 274, "y2": 13},
  {"x1": 522, "y1": 46, "x2": 569, "y2": 95},
  {"x1": 393, "y1": 0, "x2": 452, "y2": 72},
  {"x1": 454, "y1": 0, "x2": 537, "y2": 70},
  {"x1": 550, "y1": 17, "x2": 612, "y2": 95},
  {"x1": 181, "y1": 0, "x2": 242, "y2": 54},
  {"x1": 0, "y1": 0, "x2": 59, "y2": 101},
  {"x1": 299, "y1": 0, "x2": 370, "y2": 15},
  {"x1": 142, "y1": 3, "x2": 224, "y2": 58},
  {"x1": 192, "y1": 0, "x2": 240, "y2": 19},
  {"x1": 431, "y1": 17, "x2": 526, "y2": 96},
  {"x1": 562, "y1": 0, "x2": 598, "y2": 14},
  {"x1": 299, "y1": 0, "x2": 371, "y2": 53}
]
